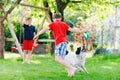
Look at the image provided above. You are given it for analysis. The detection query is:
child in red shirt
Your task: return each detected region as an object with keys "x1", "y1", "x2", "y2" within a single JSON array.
[{"x1": 34, "y1": 13, "x2": 87, "y2": 77}]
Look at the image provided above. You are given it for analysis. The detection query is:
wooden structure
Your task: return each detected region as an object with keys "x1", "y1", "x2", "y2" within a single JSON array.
[
  {"x1": 5, "y1": 3, "x2": 52, "y2": 59},
  {"x1": 38, "y1": 39, "x2": 54, "y2": 42}
]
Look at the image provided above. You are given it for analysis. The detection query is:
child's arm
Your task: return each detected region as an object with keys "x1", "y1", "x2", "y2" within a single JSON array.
[
  {"x1": 68, "y1": 27, "x2": 88, "y2": 33},
  {"x1": 20, "y1": 12, "x2": 26, "y2": 27},
  {"x1": 33, "y1": 27, "x2": 49, "y2": 40},
  {"x1": 20, "y1": 16, "x2": 24, "y2": 27}
]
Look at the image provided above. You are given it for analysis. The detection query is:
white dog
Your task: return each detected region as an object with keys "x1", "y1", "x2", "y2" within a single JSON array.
[{"x1": 65, "y1": 45, "x2": 88, "y2": 73}]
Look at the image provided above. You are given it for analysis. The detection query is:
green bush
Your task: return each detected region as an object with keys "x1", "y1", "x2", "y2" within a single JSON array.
[
  {"x1": 4, "y1": 23, "x2": 13, "y2": 51},
  {"x1": 4, "y1": 22, "x2": 23, "y2": 51},
  {"x1": 38, "y1": 32, "x2": 49, "y2": 44},
  {"x1": 13, "y1": 21, "x2": 24, "y2": 43}
]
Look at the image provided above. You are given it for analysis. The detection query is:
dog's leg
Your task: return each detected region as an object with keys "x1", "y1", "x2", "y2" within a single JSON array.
[
  {"x1": 75, "y1": 64, "x2": 84, "y2": 72},
  {"x1": 77, "y1": 66, "x2": 84, "y2": 72},
  {"x1": 81, "y1": 65, "x2": 88, "y2": 73},
  {"x1": 74, "y1": 65, "x2": 81, "y2": 72},
  {"x1": 77, "y1": 63, "x2": 88, "y2": 73}
]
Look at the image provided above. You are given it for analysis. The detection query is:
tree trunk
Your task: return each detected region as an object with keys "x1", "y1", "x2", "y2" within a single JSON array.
[
  {"x1": 0, "y1": 17, "x2": 4, "y2": 58},
  {"x1": 0, "y1": 0, "x2": 22, "y2": 58},
  {"x1": 50, "y1": 32, "x2": 55, "y2": 55},
  {"x1": 43, "y1": 1, "x2": 55, "y2": 55},
  {"x1": 55, "y1": 0, "x2": 69, "y2": 21}
]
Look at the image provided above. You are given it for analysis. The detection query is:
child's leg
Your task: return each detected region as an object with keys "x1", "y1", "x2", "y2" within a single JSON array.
[
  {"x1": 55, "y1": 42, "x2": 77, "y2": 77},
  {"x1": 85, "y1": 40, "x2": 88, "y2": 50},
  {"x1": 23, "y1": 50, "x2": 27, "y2": 63},
  {"x1": 27, "y1": 40, "x2": 34, "y2": 64},
  {"x1": 89, "y1": 41, "x2": 93, "y2": 51},
  {"x1": 28, "y1": 50, "x2": 32, "y2": 64},
  {"x1": 55, "y1": 56, "x2": 77, "y2": 77},
  {"x1": 23, "y1": 40, "x2": 28, "y2": 63}
]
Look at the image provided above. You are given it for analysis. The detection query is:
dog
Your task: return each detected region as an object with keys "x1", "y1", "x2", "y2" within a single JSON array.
[{"x1": 65, "y1": 45, "x2": 88, "y2": 73}]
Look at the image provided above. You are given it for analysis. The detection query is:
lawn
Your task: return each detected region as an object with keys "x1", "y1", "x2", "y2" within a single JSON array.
[{"x1": 0, "y1": 52, "x2": 120, "y2": 80}]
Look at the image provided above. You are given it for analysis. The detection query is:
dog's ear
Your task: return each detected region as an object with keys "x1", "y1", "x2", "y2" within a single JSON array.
[
  {"x1": 66, "y1": 50, "x2": 69, "y2": 55},
  {"x1": 76, "y1": 47, "x2": 81, "y2": 55}
]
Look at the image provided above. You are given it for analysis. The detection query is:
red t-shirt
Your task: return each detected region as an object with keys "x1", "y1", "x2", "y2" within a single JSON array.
[{"x1": 49, "y1": 20, "x2": 69, "y2": 45}]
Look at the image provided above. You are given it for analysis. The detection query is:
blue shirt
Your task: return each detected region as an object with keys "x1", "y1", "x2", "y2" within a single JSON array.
[
  {"x1": 84, "y1": 31, "x2": 90, "y2": 40},
  {"x1": 23, "y1": 24, "x2": 35, "y2": 40}
]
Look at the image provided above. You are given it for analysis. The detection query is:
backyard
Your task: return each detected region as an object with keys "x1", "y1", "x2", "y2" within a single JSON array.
[
  {"x1": 0, "y1": 0, "x2": 120, "y2": 80},
  {"x1": 0, "y1": 52, "x2": 120, "y2": 80}
]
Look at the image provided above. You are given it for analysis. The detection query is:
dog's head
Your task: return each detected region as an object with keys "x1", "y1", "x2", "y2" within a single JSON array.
[{"x1": 75, "y1": 46, "x2": 86, "y2": 55}]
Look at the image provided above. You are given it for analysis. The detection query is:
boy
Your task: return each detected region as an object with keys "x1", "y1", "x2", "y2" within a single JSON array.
[
  {"x1": 20, "y1": 13, "x2": 36, "y2": 64},
  {"x1": 34, "y1": 13, "x2": 87, "y2": 77}
]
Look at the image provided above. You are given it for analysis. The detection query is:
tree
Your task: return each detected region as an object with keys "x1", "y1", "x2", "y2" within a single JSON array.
[
  {"x1": 0, "y1": 2, "x2": 4, "y2": 58},
  {"x1": 55, "y1": 0, "x2": 70, "y2": 20},
  {"x1": 0, "y1": 17, "x2": 4, "y2": 58},
  {"x1": 0, "y1": 0, "x2": 21, "y2": 58}
]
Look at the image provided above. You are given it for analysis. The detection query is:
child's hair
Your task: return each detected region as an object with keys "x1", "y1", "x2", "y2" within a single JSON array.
[
  {"x1": 26, "y1": 17, "x2": 32, "y2": 21},
  {"x1": 76, "y1": 21, "x2": 82, "y2": 26},
  {"x1": 53, "y1": 13, "x2": 62, "y2": 19},
  {"x1": 76, "y1": 21, "x2": 83, "y2": 29}
]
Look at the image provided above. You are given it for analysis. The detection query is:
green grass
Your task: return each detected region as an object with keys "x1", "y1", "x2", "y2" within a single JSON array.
[{"x1": 0, "y1": 52, "x2": 120, "y2": 80}]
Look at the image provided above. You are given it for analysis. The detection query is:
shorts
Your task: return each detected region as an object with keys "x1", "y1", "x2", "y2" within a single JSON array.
[
  {"x1": 23, "y1": 40, "x2": 34, "y2": 50},
  {"x1": 55, "y1": 42, "x2": 67, "y2": 57}
]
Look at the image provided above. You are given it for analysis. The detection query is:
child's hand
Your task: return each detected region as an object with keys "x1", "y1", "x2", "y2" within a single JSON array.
[
  {"x1": 21, "y1": 12, "x2": 27, "y2": 17},
  {"x1": 33, "y1": 35, "x2": 38, "y2": 40}
]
